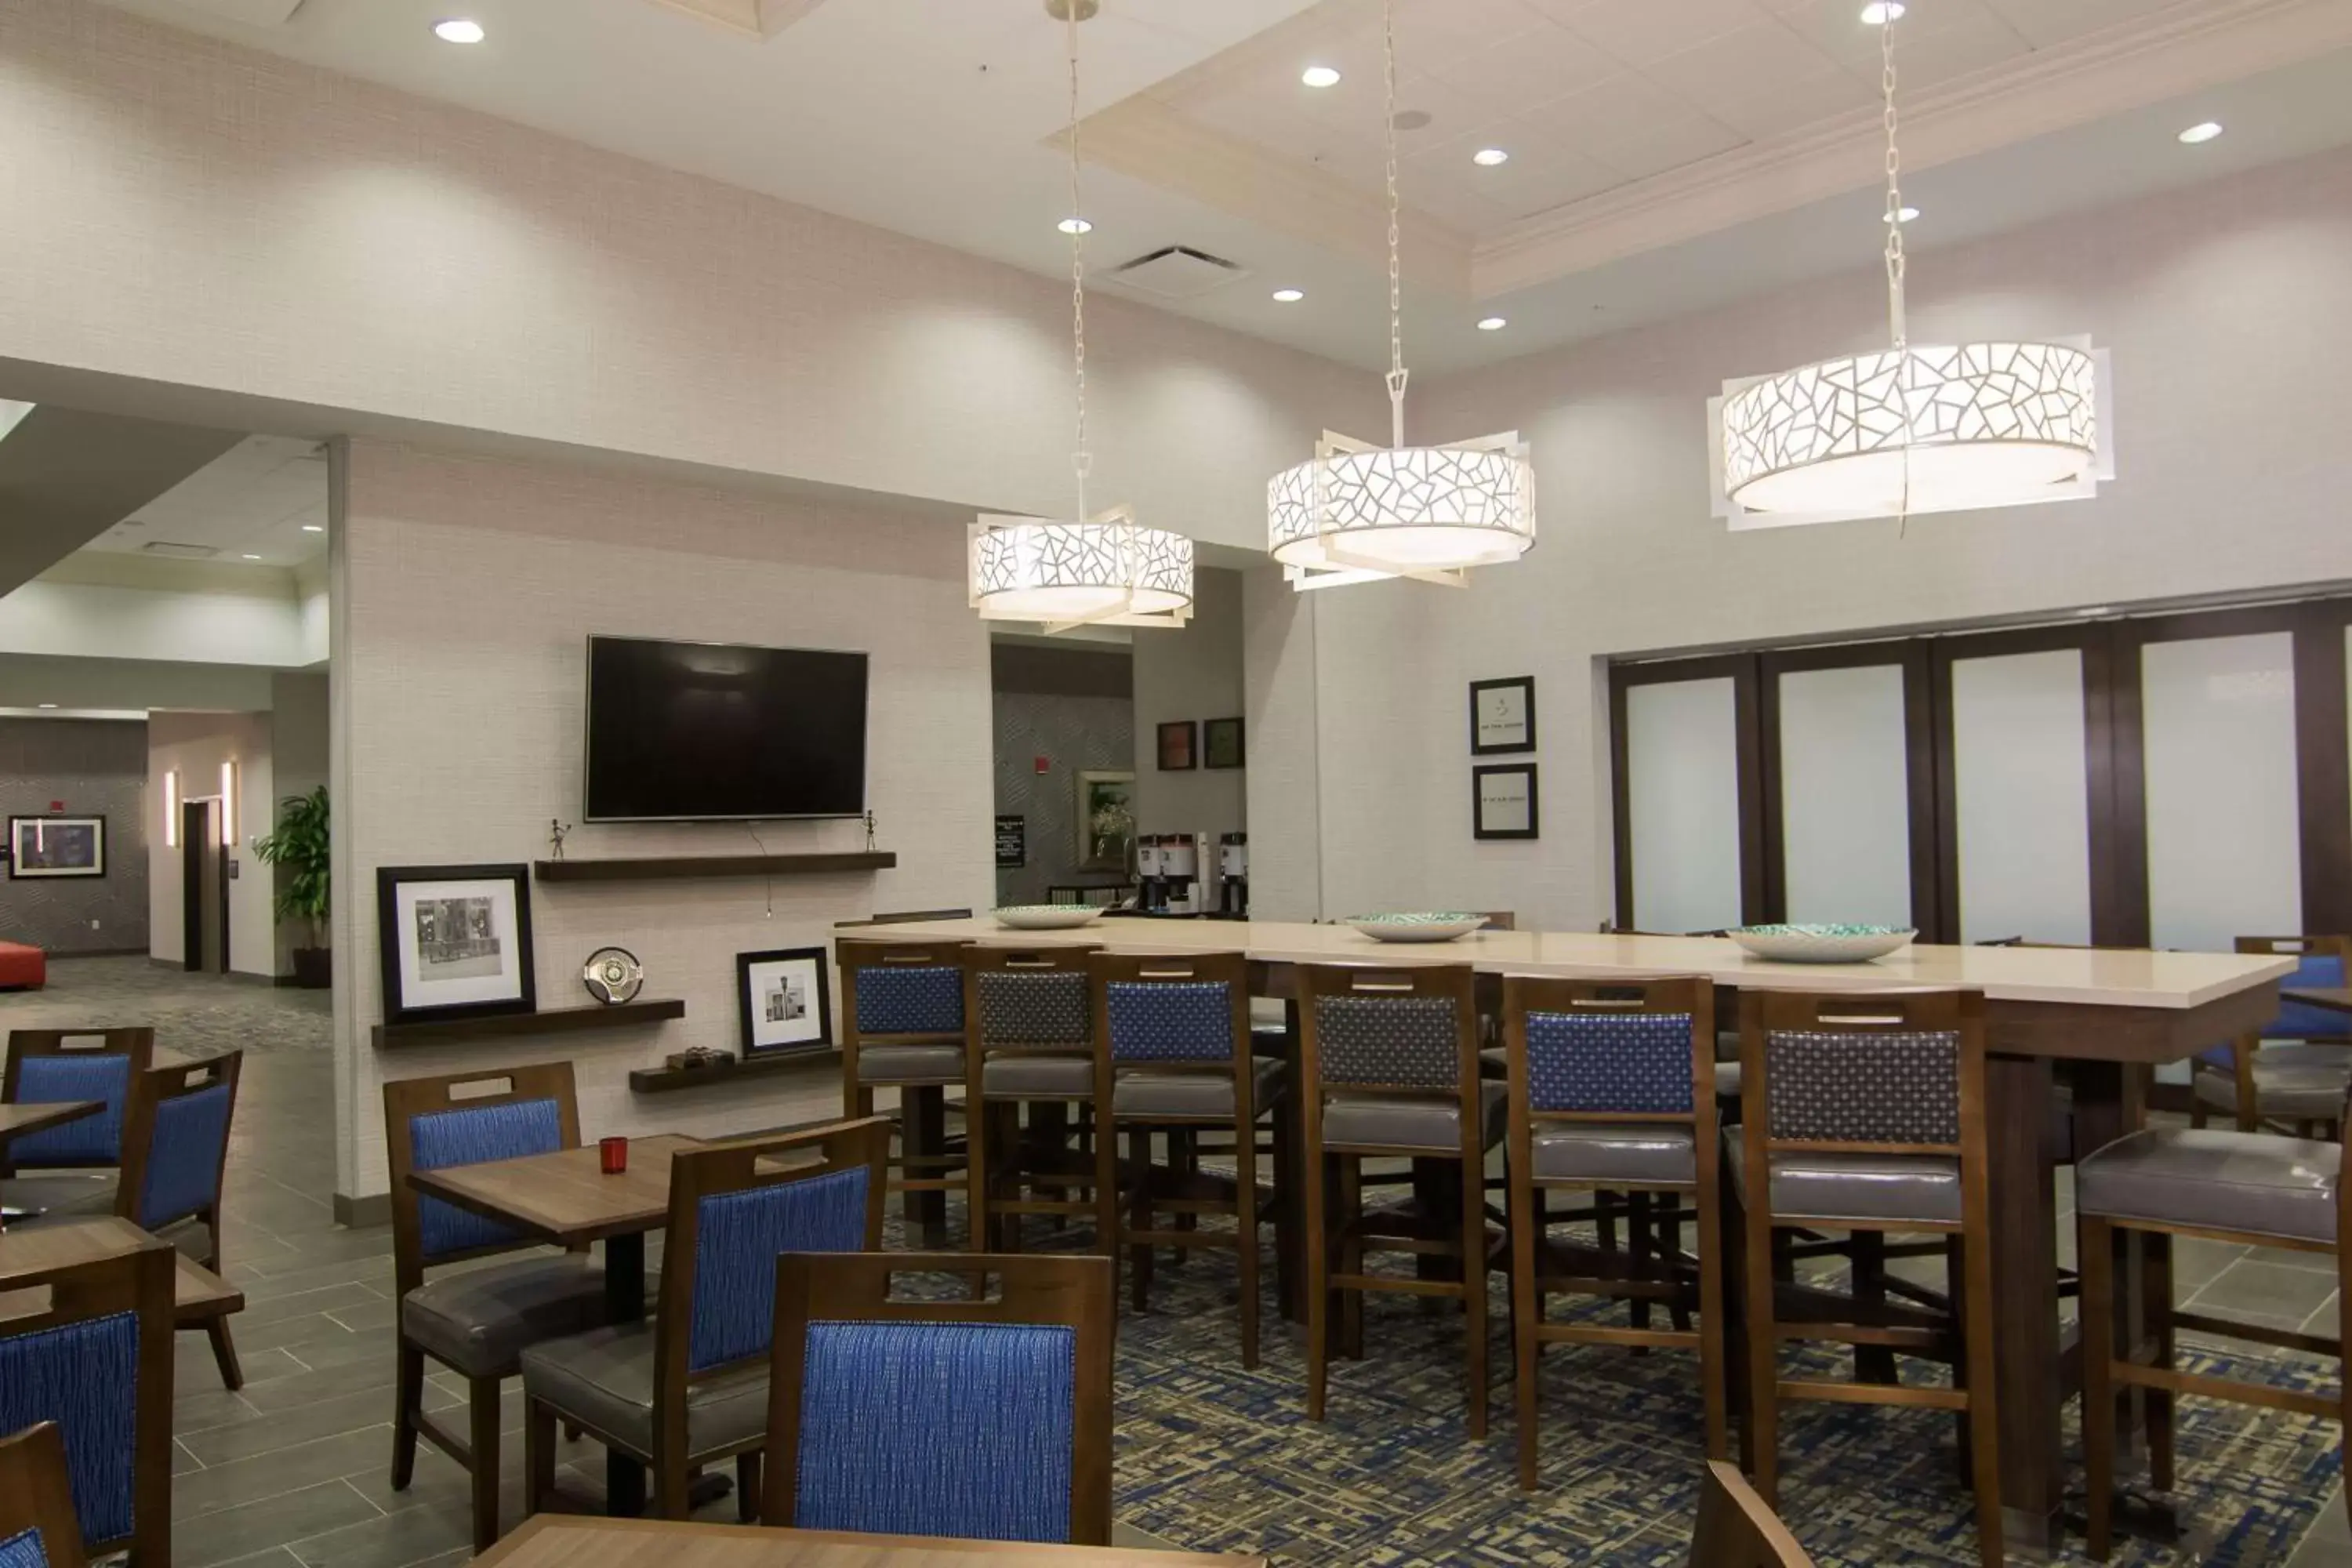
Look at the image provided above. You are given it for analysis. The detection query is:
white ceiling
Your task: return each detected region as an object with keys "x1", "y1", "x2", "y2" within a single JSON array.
[
  {"x1": 84, "y1": 435, "x2": 330, "y2": 567},
  {"x1": 82, "y1": 0, "x2": 2352, "y2": 374}
]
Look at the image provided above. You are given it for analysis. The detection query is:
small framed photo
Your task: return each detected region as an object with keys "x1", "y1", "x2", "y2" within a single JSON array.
[
  {"x1": 1470, "y1": 677, "x2": 1537, "y2": 755},
  {"x1": 1156, "y1": 720, "x2": 1198, "y2": 771},
  {"x1": 738, "y1": 947, "x2": 833, "y2": 1058},
  {"x1": 1473, "y1": 764, "x2": 1540, "y2": 841},
  {"x1": 376, "y1": 864, "x2": 536, "y2": 1028},
  {"x1": 8, "y1": 815, "x2": 105, "y2": 880},
  {"x1": 1077, "y1": 770, "x2": 1135, "y2": 872},
  {"x1": 1203, "y1": 716, "x2": 1246, "y2": 770}
]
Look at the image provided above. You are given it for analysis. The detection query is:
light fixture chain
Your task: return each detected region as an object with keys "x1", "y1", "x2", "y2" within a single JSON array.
[
  {"x1": 1880, "y1": 7, "x2": 1907, "y2": 351},
  {"x1": 1067, "y1": 0, "x2": 1091, "y2": 522},
  {"x1": 1383, "y1": 0, "x2": 1407, "y2": 447}
]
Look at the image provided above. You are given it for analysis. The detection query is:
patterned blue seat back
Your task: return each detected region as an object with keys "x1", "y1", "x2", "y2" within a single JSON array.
[
  {"x1": 1526, "y1": 1011, "x2": 1695, "y2": 1114},
  {"x1": 1314, "y1": 995, "x2": 1458, "y2": 1088},
  {"x1": 977, "y1": 971, "x2": 1089, "y2": 1048},
  {"x1": 408, "y1": 1097, "x2": 562, "y2": 1259},
  {"x1": 9, "y1": 1055, "x2": 132, "y2": 1167},
  {"x1": 794, "y1": 1319, "x2": 1076, "y2": 1542},
  {"x1": 0, "y1": 1526, "x2": 48, "y2": 1568},
  {"x1": 0, "y1": 1312, "x2": 138, "y2": 1545},
  {"x1": 1765, "y1": 1029, "x2": 1960, "y2": 1145},
  {"x1": 136, "y1": 1081, "x2": 234, "y2": 1229},
  {"x1": 688, "y1": 1164, "x2": 871, "y2": 1373},
  {"x1": 1107, "y1": 982, "x2": 1231, "y2": 1062},
  {"x1": 854, "y1": 967, "x2": 964, "y2": 1036},
  {"x1": 2267, "y1": 953, "x2": 2350, "y2": 1040}
]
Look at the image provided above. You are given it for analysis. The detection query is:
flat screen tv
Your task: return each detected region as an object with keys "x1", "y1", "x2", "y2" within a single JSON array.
[{"x1": 583, "y1": 635, "x2": 869, "y2": 822}]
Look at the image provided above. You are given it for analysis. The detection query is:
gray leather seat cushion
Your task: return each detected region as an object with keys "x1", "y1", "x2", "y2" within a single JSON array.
[
  {"x1": 1113, "y1": 1058, "x2": 1285, "y2": 1119},
  {"x1": 402, "y1": 1254, "x2": 610, "y2": 1377},
  {"x1": 1531, "y1": 1122, "x2": 1697, "y2": 1186},
  {"x1": 982, "y1": 1054, "x2": 1094, "y2": 1098},
  {"x1": 1323, "y1": 1082, "x2": 1506, "y2": 1152},
  {"x1": 0, "y1": 1173, "x2": 118, "y2": 1220},
  {"x1": 1712, "y1": 1062, "x2": 1742, "y2": 1100},
  {"x1": 1722, "y1": 1127, "x2": 1961, "y2": 1225},
  {"x1": 520, "y1": 1322, "x2": 768, "y2": 1461},
  {"x1": 2077, "y1": 1127, "x2": 2339, "y2": 1246},
  {"x1": 2192, "y1": 1060, "x2": 2350, "y2": 1121},
  {"x1": 854, "y1": 1044, "x2": 966, "y2": 1084}
]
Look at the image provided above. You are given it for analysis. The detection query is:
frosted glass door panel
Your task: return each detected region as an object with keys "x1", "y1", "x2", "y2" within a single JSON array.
[
  {"x1": 1777, "y1": 664, "x2": 1912, "y2": 927},
  {"x1": 1626, "y1": 678, "x2": 1742, "y2": 933},
  {"x1": 1949, "y1": 650, "x2": 2093, "y2": 946},
  {"x1": 2143, "y1": 633, "x2": 2299, "y2": 953}
]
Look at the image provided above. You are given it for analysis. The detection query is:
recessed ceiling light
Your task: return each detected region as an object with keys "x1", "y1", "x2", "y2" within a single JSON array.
[
  {"x1": 242, "y1": 554, "x2": 262, "y2": 561},
  {"x1": 301, "y1": 524, "x2": 325, "y2": 533},
  {"x1": 2076, "y1": 605, "x2": 2114, "y2": 617},
  {"x1": 1272, "y1": 288, "x2": 1305, "y2": 303},
  {"x1": 1477, "y1": 316, "x2": 1508, "y2": 332},
  {"x1": 1860, "y1": 2, "x2": 1904, "y2": 22},
  {"x1": 1057, "y1": 216, "x2": 1093, "y2": 235},
  {"x1": 38, "y1": 703, "x2": 57, "y2": 710},
  {"x1": 1472, "y1": 147, "x2": 1510, "y2": 167},
  {"x1": 433, "y1": 18, "x2": 485, "y2": 44},
  {"x1": 1885, "y1": 205, "x2": 1919, "y2": 223},
  {"x1": 1301, "y1": 64, "x2": 1342, "y2": 89},
  {"x1": 2178, "y1": 121, "x2": 2223, "y2": 144}
]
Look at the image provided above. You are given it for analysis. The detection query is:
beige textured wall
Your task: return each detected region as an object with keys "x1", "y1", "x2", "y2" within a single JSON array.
[{"x1": 331, "y1": 439, "x2": 993, "y2": 1200}]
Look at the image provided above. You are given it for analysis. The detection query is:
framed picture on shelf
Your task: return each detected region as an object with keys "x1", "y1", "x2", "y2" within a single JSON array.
[
  {"x1": 1156, "y1": 720, "x2": 1198, "y2": 771},
  {"x1": 737, "y1": 946, "x2": 833, "y2": 1058},
  {"x1": 376, "y1": 864, "x2": 536, "y2": 1028},
  {"x1": 7, "y1": 815, "x2": 105, "y2": 879},
  {"x1": 1204, "y1": 716, "x2": 1246, "y2": 770},
  {"x1": 1469, "y1": 677, "x2": 1536, "y2": 755},
  {"x1": 1472, "y1": 764, "x2": 1539, "y2": 841},
  {"x1": 1076, "y1": 770, "x2": 1135, "y2": 871}
]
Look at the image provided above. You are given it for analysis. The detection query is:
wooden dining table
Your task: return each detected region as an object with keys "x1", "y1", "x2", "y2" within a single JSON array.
[
  {"x1": 0, "y1": 1098, "x2": 99, "y2": 1146},
  {"x1": 849, "y1": 916, "x2": 2292, "y2": 1557},
  {"x1": 2282, "y1": 986, "x2": 2352, "y2": 1014},
  {"x1": 0, "y1": 1215, "x2": 245, "y2": 1324},
  {"x1": 474, "y1": 1515, "x2": 1266, "y2": 1567}
]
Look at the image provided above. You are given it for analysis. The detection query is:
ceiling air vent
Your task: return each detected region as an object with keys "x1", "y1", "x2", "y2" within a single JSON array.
[
  {"x1": 1109, "y1": 245, "x2": 1248, "y2": 299},
  {"x1": 140, "y1": 542, "x2": 220, "y2": 560}
]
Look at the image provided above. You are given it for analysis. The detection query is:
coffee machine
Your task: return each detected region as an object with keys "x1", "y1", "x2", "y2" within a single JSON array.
[
  {"x1": 1134, "y1": 833, "x2": 1166, "y2": 911},
  {"x1": 1156, "y1": 833, "x2": 1202, "y2": 915},
  {"x1": 1218, "y1": 832, "x2": 1249, "y2": 918}
]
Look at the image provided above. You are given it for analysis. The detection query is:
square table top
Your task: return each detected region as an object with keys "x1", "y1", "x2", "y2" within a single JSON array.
[
  {"x1": 474, "y1": 1516, "x2": 1266, "y2": 1567},
  {"x1": 0, "y1": 1216, "x2": 245, "y2": 1322},
  {"x1": 0, "y1": 1101, "x2": 99, "y2": 1145},
  {"x1": 407, "y1": 1134, "x2": 704, "y2": 1246},
  {"x1": 2284, "y1": 987, "x2": 2352, "y2": 1015},
  {"x1": 845, "y1": 918, "x2": 2294, "y2": 1011}
]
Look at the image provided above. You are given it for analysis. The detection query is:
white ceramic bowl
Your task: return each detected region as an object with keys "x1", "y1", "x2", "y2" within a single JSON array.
[
  {"x1": 991, "y1": 905, "x2": 1106, "y2": 931},
  {"x1": 1726, "y1": 924, "x2": 1917, "y2": 964},
  {"x1": 1345, "y1": 912, "x2": 1490, "y2": 944}
]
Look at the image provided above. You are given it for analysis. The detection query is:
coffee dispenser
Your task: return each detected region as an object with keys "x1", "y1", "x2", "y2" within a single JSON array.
[
  {"x1": 1157, "y1": 833, "x2": 1202, "y2": 915},
  {"x1": 1218, "y1": 832, "x2": 1249, "y2": 917},
  {"x1": 1135, "y1": 833, "x2": 1167, "y2": 911}
]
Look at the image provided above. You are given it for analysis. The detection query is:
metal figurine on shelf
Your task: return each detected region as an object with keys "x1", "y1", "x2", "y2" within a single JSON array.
[
  {"x1": 549, "y1": 818, "x2": 573, "y2": 860},
  {"x1": 864, "y1": 810, "x2": 877, "y2": 853}
]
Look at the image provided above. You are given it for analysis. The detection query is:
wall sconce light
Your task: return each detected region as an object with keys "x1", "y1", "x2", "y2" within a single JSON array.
[
  {"x1": 164, "y1": 770, "x2": 180, "y2": 848},
  {"x1": 220, "y1": 760, "x2": 237, "y2": 846}
]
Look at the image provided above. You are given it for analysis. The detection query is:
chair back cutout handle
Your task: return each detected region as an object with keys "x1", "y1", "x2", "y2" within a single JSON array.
[{"x1": 446, "y1": 1076, "x2": 516, "y2": 1102}]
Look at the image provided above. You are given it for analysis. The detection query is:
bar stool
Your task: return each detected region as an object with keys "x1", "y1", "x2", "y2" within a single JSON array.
[
  {"x1": 964, "y1": 943, "x2": 1103, "y2": 1251},
  {"x1": 2190, "y1": 935, "x2": 2352, "y2": 1138},
  {"x1": 1728, "y1": 987, "x2": 2002, "y2": 1568},
  {"x1": 1087, "y1": 949, "x2": 1287, "y2": 1367},
  {"x1": 2078, "y1": 1123, "x2": 2347, "y2": 1558},
  {"x1": 837, "y1": 937, "x2": 972, "y2": 1247},
  {"x1": 1299, "y1": 960, "x2": 1501, "y2": 1436},
  {"x1": 1504, "y1": 975, "x2": 1727, "y2": 1487}
]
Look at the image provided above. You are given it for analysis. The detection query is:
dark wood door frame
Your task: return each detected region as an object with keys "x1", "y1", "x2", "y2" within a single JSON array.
[
  {"x1": 181, "y1": 799, "x2": 230, "y2": 975},
  {"x1": 1607, "y1": 655, "x2": 1766, "y2": 934}
]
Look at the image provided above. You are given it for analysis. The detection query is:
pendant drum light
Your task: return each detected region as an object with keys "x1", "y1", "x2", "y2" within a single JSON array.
[
  {"x1": 1265, "y1": 0, "x2": 1533, "y2": 591},
  {"x1": 971, "y1": 0, "x2": 1193, "y2": 632},
  {"x1": 1713, "y1": 10, "x2": 2108, "y2": 528}
]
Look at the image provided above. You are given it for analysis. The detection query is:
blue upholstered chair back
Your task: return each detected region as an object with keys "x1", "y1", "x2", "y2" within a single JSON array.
[
  {"x1": 853, "y1": 967, "x2": 964, "y2": 1036},
  {"x1": 407, "y1": 1096, "x2": 562, "y2": 1258},
  {"x1": 687, "y1": 1164, "x2": 872, "y2": 1373},
  {"x1": 1763, "y1": 1029, "x2": 1961, "y2": 1145},
  {"x1": 0, "y1": 1526, "x2": 48, "y2": 1568},
  {"x1": 8, "y1": 1056, "x2": 132, "y2": 1167},
  {"x1": 976, "y1": 971, "x2": 1089, "y2": 1047},
  {"x1": 1106, "y1": 981, "x2": 1232, "y2": 1062},
  {"x1": 0, "y1": 1314, "x2": 140, "y2": 1546},
  {"x1": 136, "y1": 1080, "x2": 234, "y2": 1229},
  {"x1": 1526, "y1": 1011, "x2": 1695, "y2": 1114},
  {"x1": 1313, "y1": 993, "x2": 1459, "y2": 1088},
  {"x1": 792, "y1": 1318, "x2": 1077, "y2": 1542}
]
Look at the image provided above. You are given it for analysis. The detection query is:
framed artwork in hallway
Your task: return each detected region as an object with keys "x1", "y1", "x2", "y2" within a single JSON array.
[
  {"x1": 7, "y1": 815, "x2": 105, "y2": 879},
  {"x1": 376, "y1": 863, "x2": 537, "y2": 1027}
]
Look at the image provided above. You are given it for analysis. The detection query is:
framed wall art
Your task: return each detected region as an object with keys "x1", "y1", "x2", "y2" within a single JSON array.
[
  {"x1": 1472, "y1": 764, "x2": 1539, "y2": 841},
  {"x1": 1203, "y1": 716, "x2": 1246, "y2": 770},
  {"x1": 1076, "y1": 770, "x2": 1135, "y2": 871},
  {"x1": 738, "y1": 946, "x2": 833, "y2": 1058},
  {"x1": 1470, "y1": 677, "x2": 1536, "y2": 755},
  {"x1": 7, "y1": 815, "x2": 105, "y2": 879},
  {"x1": 1156, "y1": 720, "x2": 1198, "y2": 771},
  {"x1": 376, "y1": 863, "x2": 536, "y2": 1027}
]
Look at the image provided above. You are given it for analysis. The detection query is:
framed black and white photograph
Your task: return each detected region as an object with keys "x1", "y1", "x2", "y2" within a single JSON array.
[
  {"x1": 376, "y1": 864, "x2": 536, "y2": 1027},
  {"x1": 1203, "y1": 716, "x2": 1246, "y2": 770},
  {"x1": 1469, "y1": 677, "x2": 1537, "y2": 755},
  {"x1": 738, "y1": 946, "x2": 833, "y2": 1058},
  {"x1": 8, "y1": 815, "x2": 105, "y2": 880},
  {"x1": 1472, "y1": 764, "x2": 1540, "y2": 840}
]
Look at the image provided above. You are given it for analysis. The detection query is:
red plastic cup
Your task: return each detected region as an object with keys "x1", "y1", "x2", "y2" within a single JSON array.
[{"x1": 599, "y1": 1135, "x2": 629, "y2": 1175}]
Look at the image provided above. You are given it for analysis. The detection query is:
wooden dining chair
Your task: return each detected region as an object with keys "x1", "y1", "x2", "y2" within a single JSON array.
[
  {"x1": 2189, "y1": 935, "x2": 2352, "y2": 1138},
  {"x1": 0, "y1": 1234, "x2": 174, "y2": 1566},
  {"x1": 837, "y1": 938, "x2": 974, "y2": 1247},
  {"x1": 0, "y1": 1030, "x2": 155, "y2": 1209},
  {"x1": 1689, "y1": 1460, "x2": 1814, "y2": 1567},
  {"x1": 760, "y1": 1250, "x2": 1116, "y2": 1545},
  {"x1": 964, "y1": 944, "x2": 1104, "y2": 1253},
  {"x1": 114, "y1": 1051, "x2": 244, "y2": 1389},
  {"x1": 1730, "y1": 988, "x2": 2002, "y2": 1568},
  {"x1": 0, "y1": 1424, "x2": 85, "y2": 1568},
  {"x1": 1298, "y1": 960, "x2": 1500, "y2": 1436},
  {"x1": 1504, "y1": 975, "x2": 1726, "y2": 1487},
  {"x1": 521, "y1": 1117, "x2": 891, "y2": 1522}
]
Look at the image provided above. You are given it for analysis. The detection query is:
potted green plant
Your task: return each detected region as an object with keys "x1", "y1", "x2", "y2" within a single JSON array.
[{"x1": 253, "y1": 785, "x2": 331, "y2": 989}]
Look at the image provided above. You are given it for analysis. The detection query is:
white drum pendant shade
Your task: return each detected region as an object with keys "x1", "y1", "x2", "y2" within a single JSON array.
[
  {"x1": 1268, "y1": 430, "x2": 1534, "y2": 588},
  {"x1": 969, "y1": 511, "x2": 1194, "y2": 630}
]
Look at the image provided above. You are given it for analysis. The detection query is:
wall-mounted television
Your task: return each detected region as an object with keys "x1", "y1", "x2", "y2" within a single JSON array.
[{"x1": 583, "y1": 635, "x2": 869, "y2": 822}]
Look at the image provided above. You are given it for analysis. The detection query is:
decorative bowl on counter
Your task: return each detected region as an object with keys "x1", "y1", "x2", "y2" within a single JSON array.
[
  {"x1": 1345, "y1": 913, "x2": 1490, "y2": 944},
  {"x1": 1726, "y1": 924, "x2": 1917, "y2": 964},
  {"x1": 992, "y1": 906, "x2": 1107, "y2": 931}
]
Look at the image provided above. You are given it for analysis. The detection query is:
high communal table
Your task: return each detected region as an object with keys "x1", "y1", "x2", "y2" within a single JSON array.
[
  {"x1": 474, "y1": 1515, "x2": 1266, "y2": 1566},
  {"x1": 849, "y1": 916, "x2": 2292, "y2": 1558}
]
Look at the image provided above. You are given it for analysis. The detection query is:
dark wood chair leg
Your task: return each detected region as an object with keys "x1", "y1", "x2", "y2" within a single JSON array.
[
  {"x1": 1272, "y1": 1098, "x2": 1300, "y2": 1322},
  {"x1": 654, "y1": 1447, "x2": 690, "y2": 1522},
  {"x1": 905, "y1": 1086, "x2": 948, "y2": 1248},
  {"x1": 467, "y1": 1373, "x2": 503, "y2": 1551},
  {"x1": 390, "y1": 1339, "x2": 425, "y2": 1490},
  {"x1": 1511, "y1": 1169, "x2": 1542, "y2": 1490},
  {"x1": 1462, "y1": 1150, "x2": 1489, "y2": 1440},
  {"x1": 2081, "y1": 1216, "x2": 2118, "y2": 1560},
  {"x1": 735, "y1": 1452, "x2": 762, "y2": 1523},
  {"x1": 1305, "y1": 1145, "x2": 1330, "y2": 1422},
  {"x1": 1127, "y1": 1125, "x2": 1153, "y2": 1309},
  {"x1": 1236, "y1": 1108, "x2": 1261, "y2": 1371},
  {"x1": 204, "y1": 1318, "x2": 243, "y2": 1390},
  {"x1": 523, "y1": 1396, "x2": 555, "y2": 1519},
  {"x1": 1744, "y1": 1210, "x2": 1781, "y2": 1507},
  {"x1": 1337, "y1": 1155, "x2": 1364, "y2": 1360},
  {"x1": 1957, "y1": 1232, "x2": 2005, "y2": 1568},
  {"x1": 1722, "y1": 1174, "x2": 1756, "y2": 1475},
  {"x1": 2146, "y1": 1230, "x2": 2175, "y2": 1494},
  {"x1": 1628, "y1": 1191, "x2": 1654, "y2": 1351},
  {"x1": 1852, "y1": 1229, "x2": 1896, "y2": 1383}
]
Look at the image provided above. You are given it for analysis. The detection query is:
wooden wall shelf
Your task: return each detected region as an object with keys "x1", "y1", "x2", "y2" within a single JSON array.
[
  {"x1": 533, "y1": 852, "x2": 896, "y2": 884},
  {"x1": 373, "y1": 998, "x2": 686, "y2": 1049},
  {"x1": 628, "y1": 1048, "x2": 840, "y2": 1094}
]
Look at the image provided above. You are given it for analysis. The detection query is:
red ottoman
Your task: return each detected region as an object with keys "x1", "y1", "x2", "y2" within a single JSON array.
[{"x1": 0, "y1": 942, "x2": 45, "y2": 989}]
